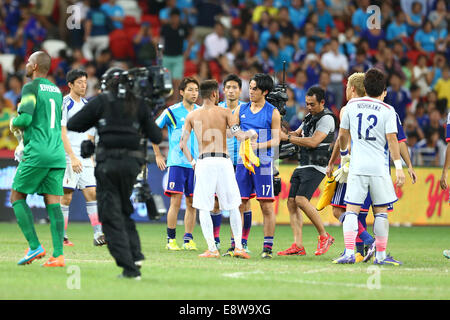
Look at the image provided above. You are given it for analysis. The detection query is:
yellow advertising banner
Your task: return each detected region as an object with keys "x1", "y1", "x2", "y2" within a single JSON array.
[{"x1": 251, "y1": 165, "x2": 450, "y2": 226}]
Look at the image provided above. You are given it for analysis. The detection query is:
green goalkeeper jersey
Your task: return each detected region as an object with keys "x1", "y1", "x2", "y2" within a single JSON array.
[{"x1": 17, "y1": 77, "x2": 66, "y2": 168}]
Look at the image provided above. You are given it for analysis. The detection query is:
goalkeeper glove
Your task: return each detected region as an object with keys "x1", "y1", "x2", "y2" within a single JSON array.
[{"x1": 333, "y1": 161, "x2": 349, "y2": 183}]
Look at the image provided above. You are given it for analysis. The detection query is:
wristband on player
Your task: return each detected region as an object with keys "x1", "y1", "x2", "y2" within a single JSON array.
[
  {"x1": 287, "y1": 134, "x2": 291, "y2": 142},
  {"x1": 191, "y1": 159, "x2": 196, "y2": 166},
  {"x1": 394, "y1": 159, "x2": 402, "y2": 170},
  {"x1": 340, "y1": 149, "x2": 349, "y2": 156}
]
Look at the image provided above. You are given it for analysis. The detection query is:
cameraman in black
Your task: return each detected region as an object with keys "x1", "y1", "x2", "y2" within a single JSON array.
[
  {"x1": 278, "y1": 86, "x2": 335, "y2": 257},
  {"x1": 67, "y1": 68, "x2": 162, "y2": 280}
]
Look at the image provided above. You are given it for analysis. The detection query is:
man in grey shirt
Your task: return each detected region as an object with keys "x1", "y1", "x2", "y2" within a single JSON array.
[{"x1": 278, "y1": 86, "x2": 336, "y2": 257}]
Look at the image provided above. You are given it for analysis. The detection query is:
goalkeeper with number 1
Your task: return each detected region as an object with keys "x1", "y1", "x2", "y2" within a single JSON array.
[{"x1": 10, "y1": 51, "x2": 66, "y2": 267}]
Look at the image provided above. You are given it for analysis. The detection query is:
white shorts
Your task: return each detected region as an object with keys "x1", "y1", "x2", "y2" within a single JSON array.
[
  {"x1": 63, "y1": 165, "x2": 96, "y2": 190},
  {"x1": 192, "y1": 156, "x2": 241, "y2": 211},
  {"x1": 345, "y1": 173, "x2": 397, "y2": 207}
]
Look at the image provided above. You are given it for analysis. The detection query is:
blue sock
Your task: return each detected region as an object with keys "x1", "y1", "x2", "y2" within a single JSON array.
[
  {"x1": 167, "y1": 228, "x2": 176, "y2": 242},
  {"x1": 183, "y1": 233, "x2": 193, "y2": 243},
  {"x1": 211, "y1": 213, "x2": 222, "y2": 244},
  {"x1": 242, "y1": 211, "x2": 252, "y2": 245},
  {"x1": 263, "y1": 236, "x2": 274, "y2": 251},
  {"x1": 358, "y1": 213, "x2": 374, "y2": 245}
]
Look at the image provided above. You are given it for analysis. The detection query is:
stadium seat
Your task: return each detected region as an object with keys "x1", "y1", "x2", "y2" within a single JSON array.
[
  {"x1": 109, "y1": 29, "x2": 133, "y2": 59},
  {"x1": 0, "y1": 54, "x2": 15, "y2": 77},
  {"x1": 141, "y1": 14, "x2": 160, "y2": 29},
  {"x1": 123, "y1": 15, "x2": 139, "y2": 29},
  {"x1": 117, "y1": 0, "x2": 141, "y2": 21},
  {"x1": 42, "y1": 39, "x2": 68, "y2": 58}
]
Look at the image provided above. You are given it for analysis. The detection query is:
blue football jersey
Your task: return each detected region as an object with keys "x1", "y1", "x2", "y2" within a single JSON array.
[
  {"x1": 155, "y1": 102, "x2": 200, "y2": 168},
  {"x1": 238, "y1": 101, "x2": 276, "y2": 163}
]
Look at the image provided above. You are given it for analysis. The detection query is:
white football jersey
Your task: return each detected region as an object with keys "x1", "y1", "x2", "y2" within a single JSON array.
[
  {"x1": 61, "y1": 95, "x2": 95, "y2": 167},
  {"x1": 340, "y1": 96, "x2": 397, "y2": 176}
]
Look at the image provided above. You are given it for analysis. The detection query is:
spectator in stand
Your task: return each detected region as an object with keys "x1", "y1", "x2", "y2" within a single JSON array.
[
  {"x1": 159, "y1": 0, "x2": 178, "y2": 25},
  {"x1": 429, "y1": 52, "x2": 446, "y2": 88},
  {"x1": 21, "y1": 5, "x2": 47, "y2": 50},
  {"x1": 94, "y1": 49, "x2": 112, "y2": 79},
  {"x1": 317, "y1": 70, "x2": 336, "y2": 109},
  {"x1": 284, "y1": 86, "x2": 300, "y2": 124},
  {"x1": 315, "y1": 0, "x2": 335, "y2": 33},
  {"x1": 400, "y1": 0, "x2": 427, "y2": 18},
  {"x1": 392, "y1": 40, "x2": 406, "y2": 61},
  {"x1": 351, "y1": 0, "x2": 370, "y2": 34},
  {"x1": 297, "y1": 22, "x2": 321, "y2": 53},
  {"x1": 289, "y1": 0, "x2": 309, "y2": 29},
  {"x1": 400, "y1": 56, "x2": 415, "y2": 89},
  {"x1": 374, "y1": 47, "x2": 405, "y2": 84},
  {"x1": 414, "y1": 127, "x2": 444, "y2": 167},
  {"x1": 407, "y1": 83, "x2": 422, "y2": 115},
  {"x1": 134, "y1": 22, "x2": 157, "y2": 67},
  {"x1": 193, "y1": 0, "x2": 223, "y2": 44},
  {"x1": 67, "y1": 0, "x2": 90, "y2": 49},
  {"x1": 0, "y1": 81, "x2": 17, "y2": 150},
  {"x1": 176, "y1": 0, "x2": 197, "y2": 26},
  {"x1": 2, "y1": 0, "x2": 22, "y2": 36},
  {"x1": 320, "y1": 37, "x2": 348, "y2": 109},
  {"x1": 84, "y1": 62, "x2": 99, "y2": 99},
  {"x1": 291, "y1": 68, "x2": 307, "y2": 107},
  {"x1": 339, "y1": 28, "x2": 357, "y2": 60},
  {"x1": 434, "y1": 64, "x2": 450, "y2": 110},
  {"x1": 386, "y1": 11, "x2": 408, "y2": 42},
  {"x1": 349, "y1": 48, "x2": 372, "y2": 74},
  {"x1": 415, "y1": 101, "x2": 430, "y2": 132},
  {"x1": 425, "y1": 108, "x2": 446, "y2": 142},
  {"x1": 267, "y1": 36, "x2": 293, "y2": 74},
  {"x1": 413, "y1": 54, "x2": 432, "y2": 97},
  {"x1": 252, "y1": 0, "x2": 278, "y2": 23},
  {"x1": 160, "y1": 8, "x2": 191, "y2": 96},
  {"x1": 405, "y1": 1, "x2": 424, "y2": 35},
  {"x1": 82, "y1": 0, "x2": 111, "y2": 61},
  {"x1": 4, "y1": 74, "x2": 22, "y2": 107},
  {"x1": 258, "y1": 19, "x2": 281, "y2": 52},
  {"x1": 304, "y1": 53, "x2": 321, "y2": 89},
  {"x1": 101, "y1": 0, "x2": 125, "y2": 30},
  {"x1": 428, "y1": 0, "x2": 448, "y2": 33},
  {"x1": 414, "y1": 20, "x2": 438, "y2": 54},
  {"x1": 360, "y1": 24, "x2": 386, "y2": 52},
  {"x1": 278, "y1": 6, "x2": 295, "y2": 38},
  {"x1": 384, "y1": 73, "x2": 411, "y2": 123},
  {"x1": 380, "y1": 1, "x2": 394, "y2": 30},
  {"x1": 253, "y1": 10, "x2": 271, "y2": 36},
  {"x1": 204, "y1": 21, "x2": 228, "y2": 61},
  {"x1": 256, "y1": 48, "x2": 275, "y2": 74}
]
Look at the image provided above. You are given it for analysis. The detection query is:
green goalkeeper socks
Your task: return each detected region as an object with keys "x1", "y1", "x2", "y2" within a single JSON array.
[
  {"x1": 12, "y1": 199, "x2": 40, "y2": 251},
  {"x1": 46, "y1": 203, "x2": 64, "y2": 258}
]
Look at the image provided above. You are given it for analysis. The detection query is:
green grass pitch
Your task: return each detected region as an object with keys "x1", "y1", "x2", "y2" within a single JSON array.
[{"x1": 0, "y1": 222, "x2": 449, "y2": 300}]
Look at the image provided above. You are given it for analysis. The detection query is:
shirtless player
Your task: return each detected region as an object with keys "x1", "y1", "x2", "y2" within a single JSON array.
[{"x1": 180, "y1": 79, "x2": 257, "y2": 259}]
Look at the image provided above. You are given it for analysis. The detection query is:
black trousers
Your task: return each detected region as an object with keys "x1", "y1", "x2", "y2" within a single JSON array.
[{"x1": 95, "y1": 157, "x2": 144, "y2": 277}]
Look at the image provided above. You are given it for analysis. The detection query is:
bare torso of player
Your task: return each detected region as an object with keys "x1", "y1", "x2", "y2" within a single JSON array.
[{"x1": 190, "y1": 105, "x2": 230, "y2": 155}]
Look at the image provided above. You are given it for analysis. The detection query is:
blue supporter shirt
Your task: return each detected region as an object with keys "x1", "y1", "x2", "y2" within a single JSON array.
[
  {"x1": 317, "y1": 10, "x2": 335, "y2": 32},
  {"x1": 238, "y1": 101, "x2": 276, "y2": 163},
  {"x1": 219, "y1": 100, "x2": 246, "y2": 165},
  {"x1": 386, "y1": 22, "x2": 408, "y2": 41},
  {"x1": 100, "y1": 3, "x2": 124, "y2": 29},
  {"x1": 414, "y1": 29, "x2": 438, "y2": 53},
  {"x1": 155, "y1": 102, "x2": 200, "y2": 168},
  {"x1": 86, "y1": 9, "x2": 110, "y2": 36}
]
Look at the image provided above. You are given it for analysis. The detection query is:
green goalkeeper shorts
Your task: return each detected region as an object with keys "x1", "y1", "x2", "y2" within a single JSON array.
[{"x1": 12, "y1": 163, "x2": 65, "y2": 196}]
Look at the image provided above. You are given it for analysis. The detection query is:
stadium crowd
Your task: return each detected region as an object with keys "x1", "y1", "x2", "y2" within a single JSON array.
[{"x1": 0, "y1": 0, "x2": 449, "y2": 166}]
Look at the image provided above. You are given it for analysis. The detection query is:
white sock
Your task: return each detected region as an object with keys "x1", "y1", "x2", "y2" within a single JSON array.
[
  {"x1": 86, "y1": 201, "x2": 102, "y2": 235},
  {"x1": 374, "y1": 213, "x2": 389, "y2": 261},
  {"x1": 342, "y1": 212, "x2": 358, "y2": 256},
  {"x1": 199, "y1": 209, "x2": 217, "y2": 251},
  {"x1": 61, "y1": 204, "x2": 69, "y2": 237},
  {"x1": 229, "y1": 208, "x2": 243, "y2": 250}
]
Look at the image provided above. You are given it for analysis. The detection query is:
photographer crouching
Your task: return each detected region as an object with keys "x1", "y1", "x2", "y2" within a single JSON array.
[{"x1": 67, "y1": 67, "x2": 162, "y2": 280}]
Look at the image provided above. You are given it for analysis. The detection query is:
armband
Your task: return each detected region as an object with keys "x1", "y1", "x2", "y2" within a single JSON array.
[{"x1": 230, "y1": 124, "x2": 241, "y2": 134}]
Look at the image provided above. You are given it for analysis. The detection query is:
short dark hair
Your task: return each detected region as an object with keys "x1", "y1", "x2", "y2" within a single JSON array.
[
  {"x1": 306, "y1": 85, "x2": 326, "y2": 103},
  {"x1": 250, "y1": 73, "x2": 273, "y2": 95},
  {"x1": 66, "y1": 68, "x2": 88, "y2": 84},
  {"x1": 200, "y1": 79, "x2": 219, "y2": 99},
  {"x1": 364, "y1": 68, "x2": 386, "y2": 97},
  {"x1": 223, "y1": 74, "x2": 242, "y2": 89},
  {"x1": 179, "y1": 77, "x2": 199, "y2": 92},
  {"x1": 170, "y1": 8, "x2": 181, "y2": 16}
]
